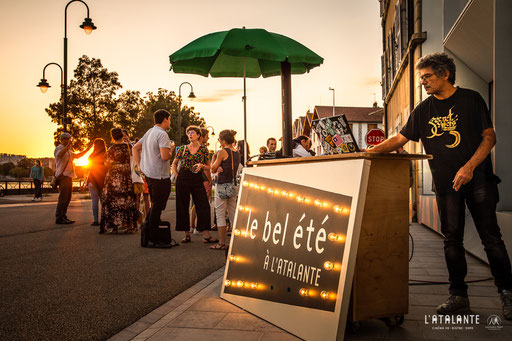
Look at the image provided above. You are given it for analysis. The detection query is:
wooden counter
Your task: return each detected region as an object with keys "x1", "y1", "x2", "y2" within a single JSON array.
[{"x1": 250, "y1": 153, "x2": 431, "y2": 322}]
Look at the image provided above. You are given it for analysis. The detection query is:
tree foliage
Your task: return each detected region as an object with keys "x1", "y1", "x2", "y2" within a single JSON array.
[
  {"x1": 134, "y1": 88, "x2": 205, "y2": 145},
  {"x1": 45, "y1": 56, "x2": 207, "y2": 148},
  {"x1": 0, "y1": 162, "x2": 15, "y2": 176},
  {"x1": 9, "y1": 167, "x2": 29, "y2": 178}
]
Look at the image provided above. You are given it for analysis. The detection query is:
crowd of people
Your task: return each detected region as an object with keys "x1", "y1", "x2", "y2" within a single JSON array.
[{"x1": 51, "y1": 109, "x2": 251, "y2": 251}]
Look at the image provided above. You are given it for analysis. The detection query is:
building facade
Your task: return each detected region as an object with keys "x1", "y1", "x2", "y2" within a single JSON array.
[{"x1": 380, "y1": 0, "x2": 512, "y2": 261}]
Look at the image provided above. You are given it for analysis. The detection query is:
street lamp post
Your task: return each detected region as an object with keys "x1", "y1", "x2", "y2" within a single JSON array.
[
  {"x1": 329, "y1": 87, "x2": 335, "y2": 116},
  {"x1": 63, "y1": 0, "x2": 97, "y2": 132},
  {"x1": 177, "y1": 82, "x2": 196, "y2": 144},
  {"x1": 37, "y1": 62, "x2": 64, "y2": 121},
  {"x1": 206, "y1": 126, "x2": 215, "y2": 136}
]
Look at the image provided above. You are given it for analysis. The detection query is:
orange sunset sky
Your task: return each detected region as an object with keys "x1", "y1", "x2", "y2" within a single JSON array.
[{"x1": 0, "y1": 0, "x2": 382, "y2": 158}]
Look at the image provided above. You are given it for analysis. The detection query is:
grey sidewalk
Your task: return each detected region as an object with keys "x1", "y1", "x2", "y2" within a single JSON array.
[{"x1": 109, "y1": 224, "x2": 512, "y2": 341}]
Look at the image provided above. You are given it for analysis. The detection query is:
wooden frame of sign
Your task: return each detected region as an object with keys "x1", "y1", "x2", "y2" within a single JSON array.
[{"x1": 220, "y1": 153, "x2": 431, "y2": 340}]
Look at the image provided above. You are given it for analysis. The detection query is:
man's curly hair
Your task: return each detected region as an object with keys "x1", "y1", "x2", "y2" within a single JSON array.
[{"x1": 416, "y1": 52, "x2": 456, "y2": 85}]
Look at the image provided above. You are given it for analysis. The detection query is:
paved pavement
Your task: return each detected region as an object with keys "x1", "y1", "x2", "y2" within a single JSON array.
[
  {"x1": 110, "y1": 224, "x2": 512, "y2": 341},
  {"x1": 0, "y1": 193, "x2": 226, "y2": 341}
]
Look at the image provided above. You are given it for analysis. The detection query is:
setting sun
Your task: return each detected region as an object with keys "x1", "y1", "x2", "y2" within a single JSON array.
[{"x1": 73, "y1": 150, "x2": 92, "y2": 167}]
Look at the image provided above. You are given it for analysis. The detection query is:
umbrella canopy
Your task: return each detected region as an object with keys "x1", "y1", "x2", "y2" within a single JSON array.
[
  {"x1": 170, "y1": 28, "x2": 323, "y2": 78},
  {"x1": 169, "y1": 28, "x2": 323, "y2": 159}
]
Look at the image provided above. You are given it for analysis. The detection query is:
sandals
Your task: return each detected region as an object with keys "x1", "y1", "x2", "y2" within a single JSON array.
[
  {"x1": 203, "y1": 236, "x2": 219, "y2": 243},
  {"x1": 210, "y1": 243, "x2": 226, "y2": 250},
  {"x1": 182, "y1": 235, "x2": 191, "y2": 243}
]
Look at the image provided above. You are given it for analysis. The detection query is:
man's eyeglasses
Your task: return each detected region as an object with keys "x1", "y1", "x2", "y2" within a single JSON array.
[{"x1": 420, "y1": 73, "x2": 434, "y2": 81}]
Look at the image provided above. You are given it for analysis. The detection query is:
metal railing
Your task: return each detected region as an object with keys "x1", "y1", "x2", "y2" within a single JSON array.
[{"x1": 0, "y1": 179, "x2": 86, "y2": 196}]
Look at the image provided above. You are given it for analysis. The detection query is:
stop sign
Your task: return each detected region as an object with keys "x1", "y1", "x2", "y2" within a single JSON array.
[{"x1": 365, "y1": 128, "x2": 385, "y2": 146}]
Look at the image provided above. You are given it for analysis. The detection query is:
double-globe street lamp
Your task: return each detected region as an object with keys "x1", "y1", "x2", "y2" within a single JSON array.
[
  {"x1": 62, "y1": 0, "x2": 97, "y2": 132},
  {"x1": 39, "y1": 0, "x2": 97, "y2": 132},
  {"x1": 177, "y1": 82, "x2": 196, "y2": 144},
  {"x1": 37, "y1": 62, "x2": 64, "y2": 120}
]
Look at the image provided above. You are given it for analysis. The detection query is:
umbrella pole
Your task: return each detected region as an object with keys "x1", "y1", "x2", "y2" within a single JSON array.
[
  {"x1": 281, "y1": 61, "x2": 293, "y2": 157},
  {"x1": 243, "y1": 57, "x2": 248, "y2": 165}
]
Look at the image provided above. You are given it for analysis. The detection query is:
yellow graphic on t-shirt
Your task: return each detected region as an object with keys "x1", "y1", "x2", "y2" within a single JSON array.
[{"x1": 426, "y1": 107, "x2": 461, "y2": 148}]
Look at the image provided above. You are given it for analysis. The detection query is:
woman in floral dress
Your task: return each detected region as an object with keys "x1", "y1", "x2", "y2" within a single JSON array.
[{"x1": 100, "y1": 128, "x2": 139, "y2": 234}]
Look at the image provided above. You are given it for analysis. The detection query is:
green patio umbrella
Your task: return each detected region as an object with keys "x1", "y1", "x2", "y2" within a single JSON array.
[{"x1": 169, "y1": 27, "x2": 323, "y2": 159}]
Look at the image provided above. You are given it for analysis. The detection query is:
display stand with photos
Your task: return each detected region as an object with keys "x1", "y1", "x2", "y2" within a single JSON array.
[{"x1": 220, "y1": 152, "x2": 430, "y2": 341}]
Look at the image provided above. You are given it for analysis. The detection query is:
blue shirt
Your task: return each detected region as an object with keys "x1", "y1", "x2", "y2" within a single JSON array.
[{"x1": 30, "y1": 166, "x2": 44, "y2": 181}]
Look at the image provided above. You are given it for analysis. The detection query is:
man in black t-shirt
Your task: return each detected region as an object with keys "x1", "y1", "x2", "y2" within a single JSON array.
[{"x1": 368, "y1": 52, "x2": 512, "y2": 320}]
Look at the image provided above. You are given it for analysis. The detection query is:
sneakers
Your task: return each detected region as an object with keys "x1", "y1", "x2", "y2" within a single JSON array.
[
  {"x1": 500, "y1": 289, "x2": 512, "y2": 320},
  {"x1": 437, "y1": 295, "x2": 471, "y2": 314}
]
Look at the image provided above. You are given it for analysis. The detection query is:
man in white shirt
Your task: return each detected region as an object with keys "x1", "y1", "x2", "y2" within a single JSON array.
[
  {"x1": 54, "y1": 132, "x2": 92, "y2": 224},
  {"x1": 133, "y1": 109, "x2": 175, "y2": 247}
]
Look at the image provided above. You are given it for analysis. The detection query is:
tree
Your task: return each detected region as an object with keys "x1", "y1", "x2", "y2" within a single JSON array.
[
  {"x1": 135, "y1": 88, "x2": 206, "y2": 145},
  {"x1": 0, "y1": 162, "x2": 15, "y2": 176},
  {"x1": 9, "y1": 167, "x2": 29, "y2": 178},
  {"x1": 43, "y1": 167, "x2": 54, "y2": 178},
  {"x1": 17, "y1": 158, "x2": 34, "y2": 169},
  {"x1": 46, "y1": 55, "x2": 122, "y2": 149},
  {"x1": 45, "y1": 56, "x2": 208, "y2": 148},
  {"x1": 116, "y1": 90, "x2": 145, "y2": 139}
]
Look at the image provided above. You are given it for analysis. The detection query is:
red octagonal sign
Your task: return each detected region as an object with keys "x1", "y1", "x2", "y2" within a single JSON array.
[{"x1": 365, "y1": 128, "x2": 385, "y2": 146}]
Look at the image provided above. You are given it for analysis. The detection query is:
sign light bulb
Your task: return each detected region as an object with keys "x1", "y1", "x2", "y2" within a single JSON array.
[
  {"x1": 321, "y1": 291, "x2": 330, "y2": 300},
  {"x1": 237, "y1": 280, "x2": 244, "y2": 288},
  {"x1": 244, "y1": 207, "x2": 250, "y2": 212},
  {"x1": 267, "y1": 188, "x2": 273, "y2": 194},
  {"x1": 328, "y1": 233, "x2": 337, "y2": 241},
  {"x1": 333, "y1": 205, "x2": 342, "y2": 213},
  {"x1": 259, "y1": 185, "x2": 266, "y2": 191},
  {"x1": 239, "y1": 205, "x2": 244, "y2": 211},
  {"x1": 234, "y1": 229, "x2": 241, "y2": 236},
  {"x1": 299, "y1": 288, "x2": 309, "y2": 296},
  {"x1": 314, "y1": 199, "x2": 322, "y2": 207},
  {"x1": 243, "y1": 181, "x2": 249, "y2": 187},
  {"x1": 273, "y1": 189, "x2": 280, "y2": 195},
  {"x1": 250, "y1": 282, "x2": 258, "y2": 289},
  {"x1": 225, "y1": 280, "x2": 231, "y2": 287},
  {"x1": 324, "y1": 261, "x2": 334, "y2": 270},
  {"x1": 229, "y1": 255, "x2": 236, "y2": 261}
]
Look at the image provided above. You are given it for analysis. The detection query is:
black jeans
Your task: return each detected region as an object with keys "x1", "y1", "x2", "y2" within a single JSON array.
[
  {"x1": 436, "y1": 181, "x2": 512, "y2": 296},
  {"x1": 33, "y1": 179, "x2": 42, "y2": 198},
  {"x1": 145, "y1": 177, "x2": 171, "y2": 242},
  {"x1": 175, "y1": 169, "x2": 211, "y2": 232},
  {"x1": 55, "y1": 176, "x2": 72, "y2": 220}
]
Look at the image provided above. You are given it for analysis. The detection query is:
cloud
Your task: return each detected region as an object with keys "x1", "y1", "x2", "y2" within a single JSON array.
[
  {"x1": 196, "y1": 89, "x2": 242, "y2": 103},
  {"x1": 359, "y1": 77, "x2": 381, "y2": 87}
]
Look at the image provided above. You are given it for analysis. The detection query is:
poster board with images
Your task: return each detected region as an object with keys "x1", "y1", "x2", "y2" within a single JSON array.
[
  {"x1": 220, "y1": 159, "x2": 371, "y2": 341},
  {"x1": 312, "y1": 114, "x2": 360, "y2": 155}
]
